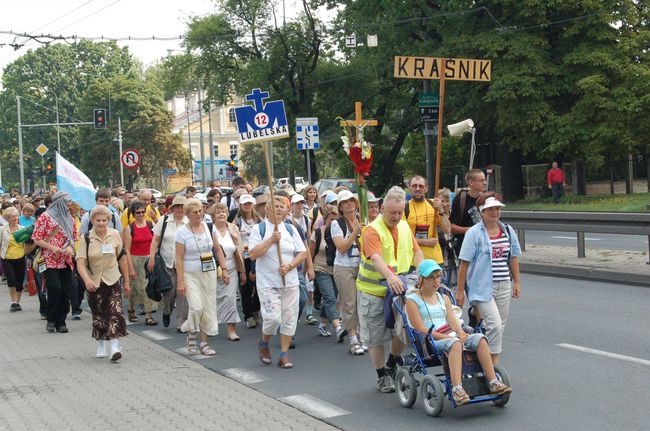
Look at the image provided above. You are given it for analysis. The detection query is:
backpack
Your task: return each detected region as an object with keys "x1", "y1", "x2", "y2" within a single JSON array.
[
  {"x1": 404, "y1": 198, "x2": 437, "y2": 219},
  {"x1": 313, "y1": 226, "x2": 337, "y2": 267},
  {"x1": 87, "y1": 211, "x2": 117, "y2": 231},
  {"x1": 258, "y1": 220, "x2": 294, "y2": 238},
  {"x1": 129, "y1": 221, "x2": 154, "y2": 237},
  {"x1": 83, "y1": 232, "x2": 126, "y2": 275}
]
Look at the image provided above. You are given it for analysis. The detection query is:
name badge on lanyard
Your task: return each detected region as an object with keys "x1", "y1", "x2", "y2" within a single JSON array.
[
  {"x1": 37, "y1": 256, "x2": 47, "y2": 273},
  {"x1": 200, "y1": 253, "x2": 215, "y2": 272},
  {"x1": 101, "y1": 244, "x2": 113, "y2": 254},
  {"x1": 415, "y1": 224, "x2": 430, "y2": 240}
]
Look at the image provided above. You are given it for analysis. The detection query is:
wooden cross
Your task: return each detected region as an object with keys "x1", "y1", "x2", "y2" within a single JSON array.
[{"x1": 340, "y1": 102, "x2": 378, "y2": 143}]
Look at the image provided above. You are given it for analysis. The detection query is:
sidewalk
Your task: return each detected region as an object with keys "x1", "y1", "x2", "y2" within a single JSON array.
[
  {"x1": 0, "y1": 296, "x2": 337, "y2": 431},
  {"x1": 519, "y1": 244, "x2": 650, "y2": 287}
]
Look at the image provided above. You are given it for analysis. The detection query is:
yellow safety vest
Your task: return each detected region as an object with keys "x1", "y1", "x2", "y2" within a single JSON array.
[{"x1": 356, "y1": 216, "x2": 414, "y2": 297}]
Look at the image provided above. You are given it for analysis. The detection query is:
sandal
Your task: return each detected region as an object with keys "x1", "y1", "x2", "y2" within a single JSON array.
[
  {"x1": 187, "y1": 332, "x2": 199, "y2": 354},
  {"x1": 128, "y1": 310, "x2": 138, "y2": 323},
  {"x1": 145, "y1": 317, "x2": 158, "y2": 326},
  {"x1": 200, "y1": 343, "x2": 217, "y2": 356},
  {"x1": 277, "y1": 355, "x2": 293, "y2": 369},
  {"x1": 258, "y1": 339, "x2": 271, "y2": 365},
  {"x1": 227, "y1": 333, "x2": 241, "y2": 341}
]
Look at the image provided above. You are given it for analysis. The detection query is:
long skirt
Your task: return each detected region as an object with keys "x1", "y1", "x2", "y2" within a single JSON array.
[
  {"x1": 87, "y1": 281, "x2": 128, "y2": 340},
  {"x1": 181, "y1": 270, "x2": 218, "y2": 336},
  {"x1": 129, "y1": 255, "x2": 158, "y2": 312},
  {"x1": 217, "y1": 268, "x2": 241, "y2": 324}
]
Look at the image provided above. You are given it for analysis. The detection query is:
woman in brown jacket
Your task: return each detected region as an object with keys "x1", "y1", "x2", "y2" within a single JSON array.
[{"x1": 208, "y1": 203, "x2": 246, "y2": 341}]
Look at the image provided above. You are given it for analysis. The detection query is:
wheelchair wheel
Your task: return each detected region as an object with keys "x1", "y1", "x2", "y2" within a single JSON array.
[
  {"x1": 396, "y1": 366, "x2": 417, "y2": 408},
  {"x1": 420, "y1": 375, "x2": 445, "y2": 417},
  {"x1": 492, "y1": 364, "x2": 511, "y2": 407}
]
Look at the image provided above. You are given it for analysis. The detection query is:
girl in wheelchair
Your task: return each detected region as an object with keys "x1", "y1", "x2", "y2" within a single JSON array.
[{"x1": 405, "y1": 260, "x2": 512, "y2": 405}]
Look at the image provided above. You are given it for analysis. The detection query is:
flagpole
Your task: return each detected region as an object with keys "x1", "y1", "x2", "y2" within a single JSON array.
[{"x1": 263, "y1": 141, "x2": 286, "y2": 286}]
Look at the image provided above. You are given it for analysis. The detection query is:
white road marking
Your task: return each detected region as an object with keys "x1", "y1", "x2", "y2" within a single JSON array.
[
  {"x1": 221, "y1": 368, "x2": 266, "y2": 384},
  {"x1": 279, "y1": 394, "x2": 350, "y2": 419},
  {"x1": 552, "y1": 236, "x2": 601, "y2": 241},
  {"x1": 557, "y1": 343, "x2": 650, "y2": 367},
  {"x1": 141, "y1": 330, "x2": 170, "y2": 341}
]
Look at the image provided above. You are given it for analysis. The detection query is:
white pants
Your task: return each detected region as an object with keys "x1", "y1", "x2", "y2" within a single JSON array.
[
  {"x1": 181, "y1": 270, "x2": 219, "y2": 336},
  {"x1": 475, "y1": 280, "x2": 511, "y2": 354},
  {"x1": 258, "y1": 284, "x2": 299, "y2": 336}
]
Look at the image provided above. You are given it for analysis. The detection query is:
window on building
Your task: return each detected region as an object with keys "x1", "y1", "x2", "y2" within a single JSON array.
[
  {"x1": 212, "y1": 144, "x2": 219, "y2": 157},
  {"x1": 229, "y1": 143, "x2": 239, "y2": 158},
  {"x1": 228, "y1": 108, "x2": 236, "y2": 123},
  {"x1": 191, "y1": 145, "x2": 199, "y2": 159}
]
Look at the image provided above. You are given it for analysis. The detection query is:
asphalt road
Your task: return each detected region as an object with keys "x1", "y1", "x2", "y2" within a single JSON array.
[
  {"x1": 123, "y1": 274, "x2": 650, "y2": 430},
  {"x1": 522, "y1": 230, "x2": 648, "y2": 252}
]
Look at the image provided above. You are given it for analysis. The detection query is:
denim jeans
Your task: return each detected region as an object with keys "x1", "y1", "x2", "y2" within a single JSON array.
[
  {"x1": 314, "y1": 271, "x2": 338, "y2": 322},
  {"x1": 297, "y1": 271, "x2": 308, "y2": 320}
]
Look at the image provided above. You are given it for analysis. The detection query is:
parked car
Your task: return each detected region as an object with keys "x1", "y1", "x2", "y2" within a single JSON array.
[
  {"x1": 313, "y1": 178, "x2": 357, "y2": 195},
  {"x1": 276, "y1": 177, "x2": 308, "y2": 193},
  {"x1": 150, "y1": 189, "x2": 162, "y2": 199},
  {"x1": 252, "y1": 185, "x2": 269, "y2": 197}
]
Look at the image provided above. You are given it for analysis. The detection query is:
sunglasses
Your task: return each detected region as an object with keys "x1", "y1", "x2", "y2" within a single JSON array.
[{"x1": 134, "y1": 210, "x2": 146, "y2": 215}]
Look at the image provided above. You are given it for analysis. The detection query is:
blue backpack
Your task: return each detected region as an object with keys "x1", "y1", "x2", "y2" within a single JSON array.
[{"x1": 258, "y1": 220, "x2": 294, "y2": 238}]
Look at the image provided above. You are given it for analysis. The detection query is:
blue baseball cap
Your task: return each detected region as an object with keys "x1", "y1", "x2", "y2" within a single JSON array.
[{"x1": 417, "y1": 260, "x2": 443, "y2": 277}]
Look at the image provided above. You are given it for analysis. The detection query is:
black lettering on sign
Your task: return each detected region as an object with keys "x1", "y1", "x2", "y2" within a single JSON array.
[
  {"x1": 479, "y1": 61, "x2": 490, "y2": 80},
  {"x1": 414, "y1": 58, "x2": 425, "y2": 77},
  {"x1": 445, "y1": 59, "x2": 456, "y2": 78},
  {"x1": 397, "y1": 57, "x2": 408, "y2": 76},
  {"x1": 459, "y1": 60, "x2": 470, "y2": 80},
  {"x1": 428, "y1": 58, "x2": 439, "y2": 79}
]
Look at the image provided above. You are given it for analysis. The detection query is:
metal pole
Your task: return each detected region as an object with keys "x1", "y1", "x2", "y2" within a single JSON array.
[
  {"x1": 41, "y1": 155, "x2": 46, "y2": 191},
  {"x1": 577, "y1": 231, "x2": 586, "y2": 258},
  {"x1": 434, "y1": 59, "x2": 446, "y2": 195},
  {"x1": 423, "y1": 79, "x2": 434, "y2": 198},
  {"x1": 16, "y1": 96, "x2": 25, "y2": 194},
  {"x1": 306, "y1": 148, "x2": 312, "y2": 184},
  {"x1": 518, "y1": 229, "x2": 526, "y2": 252},
  {"x1": 54, "y1": 93, "x2": 61, "y2": 154},
  {"x1": 118, "y1": 117, "x2": 124, "y2": 187},
  {"x1": 197, "y1": 88, "x2": 206, "y2": 189},
  {"x1": 208, "y1": 102, "x2": 215, "y2": 186}
]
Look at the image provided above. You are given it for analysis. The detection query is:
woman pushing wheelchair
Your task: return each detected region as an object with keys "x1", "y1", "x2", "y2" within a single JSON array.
[{"x1": 405, "y1": 260, "x2": 512, "y2": 405}]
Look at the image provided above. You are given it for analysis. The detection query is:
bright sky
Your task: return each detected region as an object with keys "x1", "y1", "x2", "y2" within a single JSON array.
[{"x1": 0, "y1": 0, "x2": 308, "y2": 78}]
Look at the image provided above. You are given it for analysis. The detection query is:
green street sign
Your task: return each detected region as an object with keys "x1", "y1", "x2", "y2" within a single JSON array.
[{"x1": 418, "y1": 92, "x2": 439, "y2": 108}]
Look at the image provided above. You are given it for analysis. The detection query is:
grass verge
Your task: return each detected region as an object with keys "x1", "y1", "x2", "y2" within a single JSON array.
[{"x1": 507, "y1": 193, "x2": 650, "y2": 212}]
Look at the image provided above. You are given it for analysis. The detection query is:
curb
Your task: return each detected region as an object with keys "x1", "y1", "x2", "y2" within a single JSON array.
[{"x1": 520, "y1": 262, "x2": 650, "y2": 288}]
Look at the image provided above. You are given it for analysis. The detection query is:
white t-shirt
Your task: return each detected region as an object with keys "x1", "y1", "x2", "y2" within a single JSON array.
[
  {"x1": 249, "y1": 219, "x2": 306, "y2": 287},
  {"x1": 175, "y1": 223, "x2": 214, "y2": 273},
  {"x1": 215, "y1": 227, "x2": 236, "y2": 270},
  {"x1": 330, "y1": 219, "x2": 360, "y2": 267},
  {"x1": 153, "y1": 215, "x2": 188, "y2": 268},
  {"x1": 237, "y1": 218, "x2": 256, "y2": 250},
  {"x1": 220, "y1": 195, "x2": 239, "y2": 212}
]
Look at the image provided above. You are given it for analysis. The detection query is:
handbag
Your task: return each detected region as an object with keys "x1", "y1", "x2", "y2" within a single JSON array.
[
  {"x1": 27, "y1": 267, "x2": 37, "y2": 296},
  {"x1": 144, "y1": 216, "x2": 173, "y2": 301}
]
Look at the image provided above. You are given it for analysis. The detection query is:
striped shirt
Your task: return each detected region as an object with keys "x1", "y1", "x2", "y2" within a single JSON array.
[{"x1": 490, "y1": 230, "x2": 511, "y2": 282}]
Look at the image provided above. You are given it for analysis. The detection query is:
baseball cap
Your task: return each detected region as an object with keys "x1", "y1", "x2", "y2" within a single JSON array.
[
  {"x1": 322, "y1": 191, "x2": 338, "y2": 205},
  {"x1": 256, "y1": 194, "x2": 269, "y2": 206},
  {"x1": 367, "y1": 191, "x2": 380, "y2": 203},
  {"x1": 479, "y1": 196, "x2": 505, "y2": 212},
  {"x1": 337, "y1": 190, "x2": 359, "y2": 206},
  {"x1": 291, "y1": 194, "x2": 305, "y2": 204},
  {"x1": 239, "y1": 194, "x2": 255, "y2": 205},
  {"x1": 417, "y1": 260, "x2": 443, "y2": 277}
]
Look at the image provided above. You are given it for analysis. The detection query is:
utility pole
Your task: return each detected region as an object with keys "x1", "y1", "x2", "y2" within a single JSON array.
[
  {"x1": 207, "y1": 102, "x2": 215, "y2": 185},
  {"x1": 197, "y1": 87, "x2": 206, "y2": 189},
  {"x1": 16, "y1": 96, "x2": 25, "y2": 194},
  {"x1": 423, "y1": 79, "x2": 435, "y2": 197},
  {"x1": 117, "y1": 117, "x2": 124, "y2": 187},
  {"x1": 53, "y1": 92, "x2": 61, "y2": 154}
]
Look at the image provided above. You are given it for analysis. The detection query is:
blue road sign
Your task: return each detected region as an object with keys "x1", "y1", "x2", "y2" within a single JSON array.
[
  {"x1": 296, "y1": 117, "x2": 320, "y2": 150},
  {"x1": 162, "y1": 168, "x2": 177, "y2": 175},
  {"x1": 234, "y1": 88, "x2": 290, "y2": 144}
]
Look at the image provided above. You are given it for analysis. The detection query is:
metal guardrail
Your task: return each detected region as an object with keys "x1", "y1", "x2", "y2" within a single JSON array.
[{"x1": 500, "y1": 210, "x2": 650, "y2": 259}]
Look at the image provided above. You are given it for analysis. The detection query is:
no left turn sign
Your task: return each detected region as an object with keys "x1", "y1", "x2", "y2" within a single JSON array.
[{"x1": 121, "y1": 149, "x2": 141, "y2": 168}]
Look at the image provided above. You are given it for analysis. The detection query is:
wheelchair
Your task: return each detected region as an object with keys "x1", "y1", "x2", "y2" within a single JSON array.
[{"x1": 391, "y1": 284, "x2": 511, "y2": 417}]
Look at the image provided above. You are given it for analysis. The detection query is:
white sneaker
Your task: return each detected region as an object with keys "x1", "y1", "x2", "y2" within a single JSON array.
[
  {"x1": 246, "y1": 317, "x2": 257, "y2": 328},
  {"x1": 96, "y1": 341, "x2": 107, "y2": 359},
  {"x1": 358, "y1": 338, "x2": 369, "y2": 352},
  {"x1": 109, "y1": 339, "x2": 122, "y2": 362}
]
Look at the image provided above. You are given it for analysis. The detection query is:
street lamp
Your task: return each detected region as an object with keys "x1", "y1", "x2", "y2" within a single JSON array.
[{"x1": 29, "y1": 86, "x2": 60, "y2": 153}]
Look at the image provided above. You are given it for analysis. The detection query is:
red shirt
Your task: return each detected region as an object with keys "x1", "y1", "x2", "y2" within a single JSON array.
[
  {"x1": 130, "y1": 223, "x2": 153, "y2": 256},
  {"x1": 32, "y1": 213, "x2": 79, "y2": 269},
  {"x1": 547, "y1": 168, "x2": 565, "y2": 186}
]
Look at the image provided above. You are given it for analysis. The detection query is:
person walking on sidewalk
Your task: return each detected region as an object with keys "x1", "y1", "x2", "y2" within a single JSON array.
[
  {"x1": 147, "y1": 196, "x2": 189, "y2": 331},
  {"x1": 449, "y1": 169, "x2": 486, "y2": 257},
  {"x1": 547, "y1": 161, "x2": 566, "y2": 204},
  {"x1": 249, "y1": 196, "x2": 306, "y2": 369},
  {"x1": 456, "y1": 193, "x2": 522, "y2": 365},
  {"x1": 357, "y1": 186, "x2": 424, "y2": 393},
  {"x1": 76, "y1": 206, "x2": 130, "y2": 362},
  {"x1": 32, "y1": 192, "x2": 79, "y2": 334},
  {"x1": 0, "y1": 207, "x2": 27, "y2": 312},
  {"x1": 124, "y1": 200, "x2": 159, "y2": 326},
  {"x1": 209, "y1": 202, "x2": 246, "y2": 341},
  {"x1": 175, "y1": 199, "x2": 229, "y2": 357},
  {"x1": 332, "y1": 190, "x2": 365, "y2": 355}
]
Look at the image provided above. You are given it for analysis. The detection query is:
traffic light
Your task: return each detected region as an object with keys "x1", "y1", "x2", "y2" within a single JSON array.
[
  {"x1": 228, "y1": 153, "x2": 238, "y2": 173},
  {"x1": 94, "y1": 108, "x2": 107, "y2": 129},
  {"x1": 46, "y1": 157, "x2": 54, "y2": 174}
]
